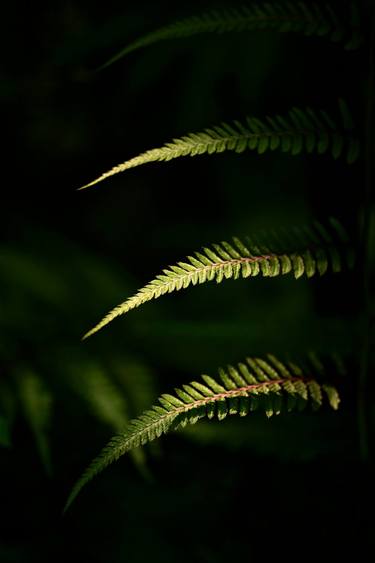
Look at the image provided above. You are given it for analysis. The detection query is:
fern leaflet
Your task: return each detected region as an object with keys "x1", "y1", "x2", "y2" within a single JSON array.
[
  {"x1": 67, "y1": 363, "x2": 150, "y2": 478},
  {"x1": 80, "y1": 101, "x2": 359, "y2": 189},
  {"x1": 69, "y1": 364, "x2": 131, "y2": 431},
  {"x1": 99, "y1": 2, "x2": 361, "y2": 69},
  {"x1": 17, "y1": 371, "x2": 53, "y2": 476},
  {"x1": 82, "y1": 218, "x2": 353, "y2": 339},
  {"x1": 64, "y1": 353, "x2": 340, "y2": 511}
]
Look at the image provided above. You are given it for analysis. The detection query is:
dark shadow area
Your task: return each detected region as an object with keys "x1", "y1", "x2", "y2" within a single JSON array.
[{"x1": 1, "y1": 1, "x2": 374, "y2": 561}]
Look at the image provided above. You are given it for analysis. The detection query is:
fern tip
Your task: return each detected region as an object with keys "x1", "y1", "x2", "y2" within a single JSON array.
[
  {"x1": 78, "y1": 181, "x2": 96, "y2": 191},
  {"x1": 81, "y1": 326, "x2": 99, "y2": 340},
  {"x1": 81, "y1": 331, "x2": 92, "y2": 341},
  {"x1": 81, "y1": 321, "x2": 107, "y2": 340},
  {"x1": 63, "y1": 491, "x2": 78, "y2": 515}
]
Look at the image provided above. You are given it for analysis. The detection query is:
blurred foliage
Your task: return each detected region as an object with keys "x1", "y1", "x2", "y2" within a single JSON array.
[{"x1": 1, "y1": 0, "x2": 374, "y2": 560}]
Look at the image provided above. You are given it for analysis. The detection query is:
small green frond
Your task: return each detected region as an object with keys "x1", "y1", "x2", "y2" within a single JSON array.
[
  {"x1": 82, "y1": 219, "x2": 352, "y2": 339},
  {"x1": 67, "y1": 362, "x2": 150, "y2": 477},
  {"x1": 80, "y1": 102, "x2": 359, "y2": 189},
  {"x1": 99, "y1": 2, "x2": 360, "y2": 69},
  {"x1": 17, "y1": 371, "x2": 53, "y2": 476},
  {"x1": 64, "y1": 354, "x2": 340, "y2": 511},
  {"x1": 68, "y1": 364, "x2": 130, "y2": 432}
]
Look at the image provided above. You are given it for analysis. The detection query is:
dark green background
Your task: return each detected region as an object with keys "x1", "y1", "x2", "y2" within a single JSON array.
[{"x1": 1, "y1": 1, "x2": 372, "y2": 561}]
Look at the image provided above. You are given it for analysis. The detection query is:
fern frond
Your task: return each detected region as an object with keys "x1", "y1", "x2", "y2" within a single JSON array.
[
  {"x1": 99, "y1": 3, "x2": 361, "y2": 69},
  {"x1": 17, "y1": 371, "x2": 53, "y2": 476},
  {"x1": 64, "y1": 353, "x2": 340, "y2": 511},
  {"x1": 67, "y1": 363, "x2": 150, "y2": 478},
  {"x1": 69, "y1": 364, "x2": 130, "y2": 431},
  {"x1": 80, "y1": 101, "x2": 359, "y2": 189},
  {"x1": 82, "y1": 218, "x2": 353, "y2": 339}
]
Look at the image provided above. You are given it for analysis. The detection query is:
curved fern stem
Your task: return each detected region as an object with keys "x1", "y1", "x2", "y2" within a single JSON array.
[
  {"x1": 99, "y1": 2, "x2": 361, "y2": 70},
  {"x1": 80, "y1": 101, "x2": 360, "y2": 190},
  {"x1": 64, "y1": 353, "x2": 340, "y2": 511},
  {"x1": 82, "y1": 218, "x2": 353, "y2": 340}
]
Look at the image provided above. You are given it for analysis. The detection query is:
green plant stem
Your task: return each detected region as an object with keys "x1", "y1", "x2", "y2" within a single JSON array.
[{"x1": 358, "y1": 4, "x2": 375, "y2": 462}]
